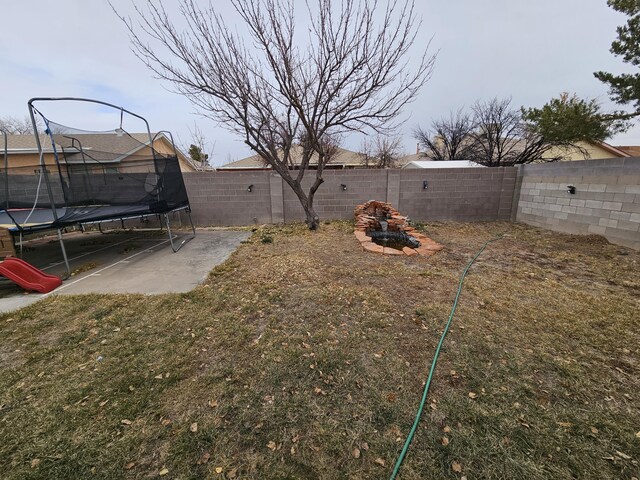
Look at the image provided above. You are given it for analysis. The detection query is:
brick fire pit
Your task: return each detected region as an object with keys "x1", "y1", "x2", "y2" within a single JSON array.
[{"x1": 354, "y1": 200, "x2": 443, "y2": 256}]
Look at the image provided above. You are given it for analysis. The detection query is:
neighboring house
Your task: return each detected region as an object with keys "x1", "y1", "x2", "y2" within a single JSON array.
[
  {"x1": 412, "y1": 139, "x2": 631, "y2": 164},
  {"x1": 220, "y1": 139, "x2": 635, "y2": 170},
  {"x1": 219, "y1": 145, "x2": 370, "y2": 170},
  {"x1": 3, "y1": 132, "x2": 198, "y2": 173},
  {"x1": 615, "y1": 145, "x2": 640, "y2": 157},
  {"x1": 402, "y1": 160, "x2": 485, "y2": 169},
  {"x1": 543, "y1": 140, "x2": 630, "y2": 161}
]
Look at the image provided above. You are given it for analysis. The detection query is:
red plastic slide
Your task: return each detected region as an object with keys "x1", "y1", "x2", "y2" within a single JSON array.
[{"x1": 0, "y1": 257, "x2": 62, "y2": 293}]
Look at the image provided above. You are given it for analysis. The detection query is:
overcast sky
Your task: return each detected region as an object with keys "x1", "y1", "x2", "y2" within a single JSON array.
[{"x1": 1, "y1": 0, "x2": 638, "y2": 165}]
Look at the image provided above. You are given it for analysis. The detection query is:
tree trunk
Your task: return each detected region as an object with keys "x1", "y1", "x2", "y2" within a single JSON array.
[{"x1": 287, "y1": 177, "x2": 321, "y2": 230}]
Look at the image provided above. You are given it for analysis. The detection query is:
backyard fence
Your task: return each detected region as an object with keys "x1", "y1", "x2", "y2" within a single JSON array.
[
  {"x1": 514, "y1": 157, "x2": 640, "y2": 249},
  {"x1": 183, "y1": 167, "x2": 516, "y2": 225},
  {"x1": 181, "y1": 157, "x2": 640, "y2": 250}
]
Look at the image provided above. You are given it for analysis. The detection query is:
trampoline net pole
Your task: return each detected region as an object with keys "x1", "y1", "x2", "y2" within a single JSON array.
[{"x1": 57, "y1": 229, "x2": 71, "y2": 278}]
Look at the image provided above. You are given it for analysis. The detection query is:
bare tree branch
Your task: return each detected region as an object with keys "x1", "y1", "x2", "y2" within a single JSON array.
[
  {"x1": 114, "y1": 0, "x2": 435, "y2": 228},
  {"x1": 360, "y1": 135, "x2": 404, "y2": 168},
  {"x1": 414, "y1": 109, "x2": 476, "y2": 160},
  {"x1": 0, "y1": 116, "x2": 41, "y2": 135}
]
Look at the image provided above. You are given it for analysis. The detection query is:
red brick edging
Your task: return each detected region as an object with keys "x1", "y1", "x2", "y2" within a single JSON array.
[{"x1": 354, "y1": 201, "x2": 443, "y2": 256}]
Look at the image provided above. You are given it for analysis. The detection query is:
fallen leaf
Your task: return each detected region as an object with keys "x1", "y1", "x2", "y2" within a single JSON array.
[
  {"x1": 227, "y1": 467, "x2": 238, "y2": 478},
  {"x1": 290, "y1": 446, "x2": 296, "y2": 455},
  {"x1": 121, "y1": 419, "x2": 132, "y2": 425},
  {"x1": 590, "y1": 426, "x2": 599, "y2": 434},
  {"x1": 636, "y1": 431, "x2": 640, "y2": 438},
  {"x1": 197, "y1": 452, "x2": 210, "y2": 465},
  {"x1": 190, "y1": 422, "x2": 198, "y2": 433},
  {"x1": 215, "y1": 466, "x2": 223, "y2": 474},
  {"x1": 124, "y1": 462, "x2": 136, "y2": 470},
  {"x1": 615, "y1": 450, "x2": 631, "y2": 460},
  {"x1": 361, "y1": 442, "x2": 369, "y2": 451},
  {"x1": 161, "y1": 418, "x2": 172, "y2": 426},
  {"x1": 442, "y1": 437, "x2": 450, "y2": 446},
  {"x1": 30, "y1": 458, "x2": 41, "y2": 468},
  {"x1": 99, "y1": 400, "x2": 109, "y2": 407},
  {"x1": 159, "y1": 467, "x2": 169, "y2": 476},
  {"x1": 352, "y1": 447, "x2": 361, "y2": 458},
  {"x1": 443, "y1": 426, "x2": 452, "y2": 433},
  {"x1": 557, "y1": 422, "x2": 572, "y2": 428},
  {"x1": 154, "y1": 374, "x2": 163, "y2": 379},
  {"x1": 208, "y1": 399, "x2": 218, "y2": 408},
  {"x1": 452, "y1": 460, "x2": 462, "y2": 473},
  {"x1": 468, "y1": 392, "x2": 477, "y2": 399},
  {"x1": 267, "y1": 441, "x2": 277, "y2": 451},
  {"x1": 374, "y1": 458, "x2": 385, "y2": 466}
]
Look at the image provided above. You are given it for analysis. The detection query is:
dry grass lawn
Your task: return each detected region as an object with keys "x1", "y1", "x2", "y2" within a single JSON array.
[{"x1": 0, "y1": 221, "x2": 638, "y2": 479}]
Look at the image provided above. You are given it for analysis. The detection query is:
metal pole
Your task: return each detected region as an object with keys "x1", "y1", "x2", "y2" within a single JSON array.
[{"x1": 28, "y1": 100, "x2": 70, "y2": 277}]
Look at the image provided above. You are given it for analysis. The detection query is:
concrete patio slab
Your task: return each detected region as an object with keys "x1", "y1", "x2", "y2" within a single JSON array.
[{"x1": 0, "y1": 229, "x2": 250, "y2": 313}]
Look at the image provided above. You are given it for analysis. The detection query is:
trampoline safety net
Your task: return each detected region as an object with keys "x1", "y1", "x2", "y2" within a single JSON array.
[{"x1": 1, "y1": 115, "x2": 190, "y2": 232}]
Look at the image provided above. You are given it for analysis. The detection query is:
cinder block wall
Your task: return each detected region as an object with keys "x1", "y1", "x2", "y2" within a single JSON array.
[
  {"x1": 282, "y1": 170, "x2": 389, "y2": 222},
  {"x1": 399, "y1": 168, "x2": 516, "y2": 221},
  {"x1": 183, "y1": 167, "x2": 517, "y2": 225},
  {"x1": 515, "y1": 157, "x2": 640, "y2": 249},
  {"x1": 183, "y1": 171, "x2": 272, "y2": 226}
]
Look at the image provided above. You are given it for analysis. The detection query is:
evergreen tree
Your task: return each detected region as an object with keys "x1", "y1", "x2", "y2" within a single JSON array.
[
  {"x1": 594, "y1": 0, "x2": 640, "y2": 113},
  {"x1": 522, "y1": 93, "x2": 629, "y2": 143}
]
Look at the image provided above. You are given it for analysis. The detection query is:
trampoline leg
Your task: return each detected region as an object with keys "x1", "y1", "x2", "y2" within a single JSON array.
[
  {"x1": 163, "y1": 210, "x2": 196, "y2": 253},
  {"x1": 57, "y1": 229, "x2": 71, "y2": 279}
]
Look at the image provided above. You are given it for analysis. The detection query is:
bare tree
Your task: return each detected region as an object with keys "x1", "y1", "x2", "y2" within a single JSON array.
[
  {"x1": 0, "y1": 116, "x2": 39, "y2": 135},
  {"x1": 414, "y1": 109, "x2": 476, "y2": 160},
  {"x1": 186, "y1": 122, "x2": 215, "y2": 168},
  {"x1": 360, "y1": 135, "x2": 404, "y2": 168},
  {"x1": 115, "y1": 0, "x2": 435, "y2": 229},
  {"x1": 467, "y1": 98, "x2": 562, "y2": 166},
  {"x1": 416, "y1": 98, "x2": 575, "y2": 167}
]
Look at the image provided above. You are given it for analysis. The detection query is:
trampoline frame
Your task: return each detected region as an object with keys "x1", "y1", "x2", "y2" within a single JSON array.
[{"x1": 0, "y1": 97, "x2": 196, "y2": 277}]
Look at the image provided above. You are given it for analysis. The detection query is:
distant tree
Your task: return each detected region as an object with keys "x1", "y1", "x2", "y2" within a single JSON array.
[
  {"x1": 415, "y1": 95, "x2": 624, "y2": 167},
  {"x1": 116, "y1": 0, "x2": 435, "y2": 229},
  {"x1": 188, "y1": 144, "x2": 208, "y2": 165},
  {"x1": 594, "y1": 0, "x2": 640, "y2": 114},
  {"x1": 522, "y1": 92, "x2": 630, "y2": 144},
  {"x1": 185, "y1": 123, "x2": 213, "y2": 168},
  {"x1": 465, "y1": 97, "x2": 560, "y2": 167},
  {"x1": 360, "y1": 136, "x2": 404, "y2": 168},
  {"x1": 414, "y1": 109, "x2": 476, "y2": 160},
  {"x1": 0, "y1": 116, "x2": 37, "y2": 135}
]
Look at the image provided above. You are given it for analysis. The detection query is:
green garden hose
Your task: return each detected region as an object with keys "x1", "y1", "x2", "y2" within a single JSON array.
[{"x1": 389, "y1": 234, "x2": 503, "y2": 479}]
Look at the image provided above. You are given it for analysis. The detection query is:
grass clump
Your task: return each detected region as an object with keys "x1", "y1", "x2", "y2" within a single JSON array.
[{"x1": 0, "y1": 222, "x2": 638, "y2": 479}]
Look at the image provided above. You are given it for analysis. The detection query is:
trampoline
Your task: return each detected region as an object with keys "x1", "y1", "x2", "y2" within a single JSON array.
[{"x1": 0, "y1": 97, "x2": 195, "y2": 276}]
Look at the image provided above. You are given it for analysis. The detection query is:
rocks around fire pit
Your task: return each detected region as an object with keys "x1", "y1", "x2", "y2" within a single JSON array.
[{"x1": 354, "y1": 200, "x2": 443, "y2": 256}]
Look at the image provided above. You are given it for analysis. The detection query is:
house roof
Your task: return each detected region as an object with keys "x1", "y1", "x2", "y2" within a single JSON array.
[
  {"x1": 4, "y1": 134, "x2": 56, "y2": 153},
  {"x1": 3, "y1": 132, "x2": 197, "y2": 169},
  {"x1": 402, "y1": 160, "x2": 485, "y2": 169},
  {"x1": 221, "y1": 144, "x2": 421, "y2": 170},
  {"x1": 615, "y1": 145, "x2": 640, "y2": 157},
  {"x1": 220, "y1": 145, "x2": 369, "y2": 169},
  {"x1": 595, "y1": 142, "x2": 631, "y2": 158}
]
